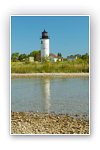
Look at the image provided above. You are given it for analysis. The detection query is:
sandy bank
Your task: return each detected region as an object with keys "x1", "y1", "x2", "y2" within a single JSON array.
[
  {"x1": 11, "y1": 111, "x2": 89, "y2": 134},
  {"x1": 11, "y1": 73, "x2": 89, "y2": 78}
]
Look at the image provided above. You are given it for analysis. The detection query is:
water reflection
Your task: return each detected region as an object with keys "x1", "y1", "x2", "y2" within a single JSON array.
[
  {"x1": 41, "y1": 79, "x2": 50, "y2": 113},
  {"x1": 11, "y1": 78, "x2": 89, "y2": 115}
]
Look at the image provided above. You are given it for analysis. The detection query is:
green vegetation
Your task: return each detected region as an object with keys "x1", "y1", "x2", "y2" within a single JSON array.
[
  {"x1": 11, "y1": 61, "x2": 89, "y2": 73},
  {"x1": 30, "y1": 50, "x2": 41, "y2": 61},
  {"x1": 57, "y1": 52, "x2": 62, "y2": 59},
  {"x1": 11, "y1": 50, "x2": 41, "y2": 62},
  {"x1": 41, "y1": 56, "x2": 51, "y2": 62},
  {"x1": 11, "y1": 51, "x2": 89, "y2": 73}
]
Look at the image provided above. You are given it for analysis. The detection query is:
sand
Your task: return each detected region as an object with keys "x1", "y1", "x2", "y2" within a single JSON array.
[{"x1": 11, "y1": 73, "x2": 89, "y2": 78}]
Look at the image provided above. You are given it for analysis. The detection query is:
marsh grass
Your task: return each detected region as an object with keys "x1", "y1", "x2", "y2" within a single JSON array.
[{"x1": 11, "y1": 62, "x2": 89, "y2": 73}]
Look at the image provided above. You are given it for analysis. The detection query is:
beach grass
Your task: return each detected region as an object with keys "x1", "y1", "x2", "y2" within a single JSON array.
[{"x1": 11, "y1": 62, "x2": 89, "y2": 73}]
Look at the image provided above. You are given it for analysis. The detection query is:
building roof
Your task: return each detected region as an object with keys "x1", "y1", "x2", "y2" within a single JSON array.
[
  {"x1": 43, "y1": 29, "x2": 47, "y2": 33},
  {"x1": 40, "y1": 29, "x2": 49, "y2": 39},
  {"x1": 37, "y1": 54, "x2": 41, "y2": 59},
  {"x1": 49, "y1": 53, "x2": 57, "y2": 58},
  {"x1": 67, "y1": 56, "x2": 77, "y2": 59}
]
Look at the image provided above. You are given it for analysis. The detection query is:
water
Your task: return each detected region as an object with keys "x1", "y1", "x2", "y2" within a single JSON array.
[{"x1": 11, "y1": 77, "x2": 89, "y2": 115}]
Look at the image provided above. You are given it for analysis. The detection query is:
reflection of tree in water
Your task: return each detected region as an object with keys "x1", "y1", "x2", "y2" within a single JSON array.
[{"x1": 41, "y1": 78, "x2": 50, "y2": 113}]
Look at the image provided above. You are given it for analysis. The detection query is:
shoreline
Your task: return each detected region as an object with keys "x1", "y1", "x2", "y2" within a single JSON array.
[
  {"x1": 11, "y1": 111, "x2": 89, "y2": 134},
  {"x1": 11, "y1": 73, "x2": 89, "y2": 78}
]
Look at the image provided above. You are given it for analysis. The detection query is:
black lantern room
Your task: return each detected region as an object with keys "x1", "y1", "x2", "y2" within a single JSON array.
[{"x1": 41, "y1": 29, "x2": 49, "y2": 39}]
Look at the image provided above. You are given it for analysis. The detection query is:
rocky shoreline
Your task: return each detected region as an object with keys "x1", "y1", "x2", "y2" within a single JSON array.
[{"x1": 11, "y1": 111, "x2": 89, "y2": 134}]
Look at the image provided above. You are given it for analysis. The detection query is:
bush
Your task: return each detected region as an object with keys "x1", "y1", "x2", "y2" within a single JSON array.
[{"x1": 25, "y1": 59, "x2": 30, "y2": 64}]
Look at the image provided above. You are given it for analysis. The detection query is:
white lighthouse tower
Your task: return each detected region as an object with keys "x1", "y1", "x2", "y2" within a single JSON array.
[{"x1": 40, "y1": 30, "x2": 50, "y2": 62}]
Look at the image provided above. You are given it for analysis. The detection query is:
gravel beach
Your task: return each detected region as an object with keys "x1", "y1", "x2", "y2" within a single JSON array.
[
  {"x1": 11, "y1": 73, "x2": 89, "y2": 78},
  {"x1": 11, "y1": 111, "x2": 89, "y2": 134}
]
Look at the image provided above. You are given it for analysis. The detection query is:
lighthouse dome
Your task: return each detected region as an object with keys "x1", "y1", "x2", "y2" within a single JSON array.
[{"x1": 41, "y1": 29, "x2": 49, "y2": 39}]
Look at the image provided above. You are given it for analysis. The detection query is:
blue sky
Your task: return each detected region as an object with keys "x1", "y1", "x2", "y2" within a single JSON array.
[{"x1": 11, "y1": 16, "x2": 89, "y2": 57}]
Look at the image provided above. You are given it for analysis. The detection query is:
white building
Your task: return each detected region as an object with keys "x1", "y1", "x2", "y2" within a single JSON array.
[
  {"x1": 49, "y1": 53, "x2": 58, "y2": 62},
  {"x1": 40, "y1": 30, "x2": 50, "y2": 62},
  {"x1": 29, "y1": 56, "x2": 34, "y2": 62},
  {"x1": 40, "y1": 30, "x2": 62, "y2": 62}
]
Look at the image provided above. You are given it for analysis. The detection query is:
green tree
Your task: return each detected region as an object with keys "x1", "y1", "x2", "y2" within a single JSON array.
[
  {"x1": 19, "y1": 54, "x2": 27, "y2": 61},
  {"x1": 11, "y1": 53, "x2": 19, "y2": 62},
  {"x1": 30, "y1": 50, "x2": 41, "y2": 61},
  {"x1": 81, "y1": 53, "x2": 89, "y2": 64},
  {"x1": 81, "y1": 53, "x2": 89, "y2": 59},
  {"x1": 57, "y1": 53, "x2": 62, "y2": 58}
]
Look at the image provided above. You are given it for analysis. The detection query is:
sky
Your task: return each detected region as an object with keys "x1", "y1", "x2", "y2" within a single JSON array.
[{"x1": 11, "y1": 16, "x2": 89, "y2": 57}]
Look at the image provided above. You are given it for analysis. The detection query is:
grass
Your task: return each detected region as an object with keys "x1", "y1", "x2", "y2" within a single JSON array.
[{"x1": 11, "y1": 61, "x2": 89, "y2": 73}]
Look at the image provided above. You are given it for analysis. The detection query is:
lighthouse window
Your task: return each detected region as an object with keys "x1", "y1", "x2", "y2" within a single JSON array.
[{"x1": 41, "y1": 41, "x2": 43, "y2": 44}]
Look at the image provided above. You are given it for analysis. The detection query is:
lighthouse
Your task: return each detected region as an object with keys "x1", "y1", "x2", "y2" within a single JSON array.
[{"x1": 40, "y1": 30, "x2": 50, "y2": 62}]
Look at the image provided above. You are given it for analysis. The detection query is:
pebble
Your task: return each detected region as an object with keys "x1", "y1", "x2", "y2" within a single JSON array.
[{"x1": 11, "y1": 111, "x2": 89, "y2": 134}]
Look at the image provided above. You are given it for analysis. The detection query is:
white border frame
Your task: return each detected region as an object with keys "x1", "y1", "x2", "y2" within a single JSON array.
[{"x1": 10, "y1": 15, "x2": 90, "y2": 136}]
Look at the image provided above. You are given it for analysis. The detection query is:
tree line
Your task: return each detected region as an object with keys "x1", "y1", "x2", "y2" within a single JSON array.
[
  {"x1": 11, "y1": 50, "x2": 89, "y2": 63},
  {"x1": 11, "y1": 50, "x2": 41, "y2": 62},
  {"x1": 11, "y1": 51, "x2": 62, "y2": 62}
]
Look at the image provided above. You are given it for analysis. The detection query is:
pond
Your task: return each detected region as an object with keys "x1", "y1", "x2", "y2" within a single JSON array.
[{"x1": 11, "y1": 77, "x2": 89, "y2": 115}]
